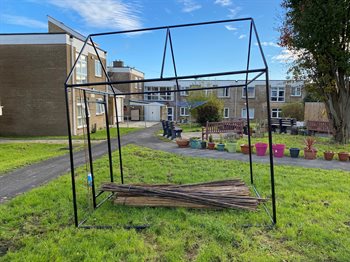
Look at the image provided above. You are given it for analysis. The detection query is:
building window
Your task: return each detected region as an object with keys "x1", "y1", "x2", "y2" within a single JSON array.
[
  {"x1": 180, "y1": 86, "x2": 189, "y2": 96},
  {"x1": 77, "y1": 100, "x2": 90, "y2": 128},
  {"x1": 76, "y1": 54, "x2": 87, "y2": 84},
  {"x1": 241, "y1": 108, "x2": 255, "y2": 119},
  {"x1": 242, "y1": 86, "x2": 255, "y2": 98},
  {"x1": 180, "y1": 107, "x2": 189, "y2": 116},
  {"x1": 218, "y1": 87, "x2": 229, "y2": 97},
  {"x1": 271, "y1": 86, "x2": 285, "y2": 102},
  {"x1": 144, "y1": 86, "x2": 173, "y2": 101},
  {"x1": 95, "y1": 60, "x2": 102, "y2": 77},
  {"x1": 271, "y1": 108, "x2": 282, "y2": 118},
  {"x1": 223, "y1": 108, "x2": 229, "y2": 118},
  {"x1": 96, "y1": 98, "x2": 105, "y2": 115},
  {"x1": 291, "y1": 85, "x2": 301, "y2": 96}
]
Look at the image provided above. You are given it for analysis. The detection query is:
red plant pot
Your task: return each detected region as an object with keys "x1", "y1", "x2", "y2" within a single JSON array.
[
  {"x1": 338, "y1": 152, "x2": 349, "y2": 162},
  {"x1": 272, "y1": 144, "x2": 285, "y2": 158},
  {"x1": 255, "y1": 142, "x2": 268, "y2": 156}
]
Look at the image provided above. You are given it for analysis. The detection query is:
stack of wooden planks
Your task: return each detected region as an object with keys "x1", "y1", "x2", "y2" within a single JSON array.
[{"x1": 101, "y1": 179, "x2": 265, "y2": 211}]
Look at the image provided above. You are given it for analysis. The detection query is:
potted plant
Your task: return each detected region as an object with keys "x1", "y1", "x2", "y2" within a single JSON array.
[
  {"x1": 240, "y1": 144, "x2": 254, "y2": 154},
  {"x1": 190, "y1": 137, "x2": 201, "y2": 149},
  {"x1": 272, "y1": 144, "x2": 286, "y2": 158},
  {"x1": 175, "y1": 138, "x2": 189, "y2": 148},
  {"x1": 207, "y1": 134, "x2": 216, "y2": 150},
  {"x1": 323, "y1": 151, "x2": 335, "y2": 161},
  {"x1": 337, "y1": 152, "x2": 349, "y2": 162},
  {"x1": 289, "y1": 147, "x2": 300, "y2": 158},
  {"x1": 201, "y1": 140, "x2": 207, "y2": 149},
  {"x1": 255, "y1": 142, "x2": 268, "y2": 156},
  {"x1": 304, "y1": 137, "x2": 317, "y2": 160},
  {"x1": 216, "y1": 134, "x2": 225, "y2": 151},
  {"x1": 225, "y1": 133, "x2": 237, "y2": 153}
]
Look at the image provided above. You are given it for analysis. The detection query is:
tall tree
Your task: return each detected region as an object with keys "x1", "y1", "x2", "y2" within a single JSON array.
[{"x1": 279, "y1": 0, "x2": 350, "y2": 142}]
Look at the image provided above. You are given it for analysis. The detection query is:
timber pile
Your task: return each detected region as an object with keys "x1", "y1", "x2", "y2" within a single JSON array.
[{"x1": 101, "y1": 179, "x2": 265, "y2": 211}]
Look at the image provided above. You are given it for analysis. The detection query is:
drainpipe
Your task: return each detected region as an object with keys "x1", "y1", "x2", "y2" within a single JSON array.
[{"x1": 70, "y1": 35, "x2": 77, "y2": 135}]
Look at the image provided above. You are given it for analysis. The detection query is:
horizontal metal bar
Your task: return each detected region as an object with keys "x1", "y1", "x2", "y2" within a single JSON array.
[
  {"x1": 66, "y1": 68, "x2": 267, "y2": 88},
  {"x1": 90, "y1": 18, "x2": 252, "y2": 37}
]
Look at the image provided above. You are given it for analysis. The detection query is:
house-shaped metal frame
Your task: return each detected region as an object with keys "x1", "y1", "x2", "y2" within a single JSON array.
[{"x1": 64, "y1": 18, "x2": 277, "y2": 228}]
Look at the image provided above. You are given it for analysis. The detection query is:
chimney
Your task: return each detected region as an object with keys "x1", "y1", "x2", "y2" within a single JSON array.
[{"x1": 113, "y1": 60, "x2": 124, "y2": 67}]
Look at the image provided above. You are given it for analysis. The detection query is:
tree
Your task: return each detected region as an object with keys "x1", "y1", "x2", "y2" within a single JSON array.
[
  {"x1": 186, "y1": 90, "x2": 224, "y2": 125},
  {"x1": 279, "y1": 0, "x2": 350, "y2": 142}
]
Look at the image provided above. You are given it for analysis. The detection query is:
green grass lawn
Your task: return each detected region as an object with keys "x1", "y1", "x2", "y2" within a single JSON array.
[
  {"x1": 0, "y1": 127, "x2": 139, "y2": 141},
  {"x1": 0, "y1": 143, "x2": 70, "y2": 175},
  {"x1": 0, "y1": 145, "x2": 349, "y2": 261}
]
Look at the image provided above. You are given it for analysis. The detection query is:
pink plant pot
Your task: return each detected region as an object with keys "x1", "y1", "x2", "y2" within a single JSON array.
[
  {"x1": 255, "y1": 142, "x2": 268, "y2": 156},
  {"x1": 272, "y1": 144, "x2": 285, "y2": 158}
]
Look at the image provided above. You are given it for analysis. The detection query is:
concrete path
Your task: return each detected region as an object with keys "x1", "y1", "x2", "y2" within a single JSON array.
[{"x1": 1, "y1": 124, "x2": 349, "y2": 203}]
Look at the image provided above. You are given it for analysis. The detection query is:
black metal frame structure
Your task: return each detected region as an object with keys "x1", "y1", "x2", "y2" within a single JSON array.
[{"x1": 64, "y1": 18, "x2": 277, "y2": 228}]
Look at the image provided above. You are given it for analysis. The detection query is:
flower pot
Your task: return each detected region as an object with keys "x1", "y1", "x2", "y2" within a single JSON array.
[
  {"x1": 226, "y1": 142, "x2": 237, "y2": 153},
  {"x1": 240, "y1": 144, "x2": 253, "y2": 154},
  {"x1": 217, "y1": 143, "x2": 225, "y2": 151},
  {"x1": 323, "y1": 151, "x2": 334, "y2": 161},
  {"x1": 176, "y1": 139, "x2": 189, "y2": 148},
  {"x1": 272, "y1": 144, "x2": 285, "y2": 158},
  {"x1": 338, "y1": 152, "x2": 349, "y2": 162},
  {"x1": 208, "y1": 142, "x2": 216, "y2": 150},
  {"x1": 200, "y1": 141, "x2": 207, "y2": 149},
  {"x1": 304, "y1": 149, "x2": 317, "y2": 160},
  {"x1": 255, "y1": 142, "x2": 268, "y2": 156},
  {"x1": 289, "y1": 148, "x2": 300, "y2": 158},
  {"x1": 190, "y1": 139, "x2": 201, "y2": 149}
]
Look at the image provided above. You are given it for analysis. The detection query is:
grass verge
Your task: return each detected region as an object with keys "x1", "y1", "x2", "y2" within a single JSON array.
[
  {"x1": 0, "y1": 145, "x2": 349, "y2": 261},
  {"x1": 0, "y1": 143, "x2": 70, "y2": 175}
]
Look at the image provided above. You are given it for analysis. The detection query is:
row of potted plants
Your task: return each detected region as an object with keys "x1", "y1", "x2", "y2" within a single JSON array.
[{"x1": 176, "y1": 135, "x2": 350, "y2": 161}]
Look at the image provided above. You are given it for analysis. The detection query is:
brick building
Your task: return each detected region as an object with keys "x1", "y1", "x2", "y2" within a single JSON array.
[
  {"x1": 0, "y1": 16, "x2": 124, "y2": 136},
  {"x1": 142, "y1": 80, "x2": 304, "y2": 122}
]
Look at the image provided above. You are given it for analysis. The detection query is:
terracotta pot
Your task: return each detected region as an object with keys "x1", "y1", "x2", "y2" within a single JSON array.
[
  {"x1": 241, "y1": 144, "x2": 254, "y2": 154},
  {"x1": 176, "y1": 139, "x2": 189, "y2": 148},
  {"x1": 323, "y1": 151, "x2": 334, "y2": 161},
  {"x1": 304, "y1": 149, "x2": 317, "y2": 160},
  {"x1": 208, "y1": 142, "x2": 216, "y2": 150},
  {"x1": 338, "y1": 152, "x2": 349, "y2": 162}
]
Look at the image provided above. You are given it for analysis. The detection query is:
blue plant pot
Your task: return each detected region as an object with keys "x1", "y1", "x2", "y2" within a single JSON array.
[
  {"x1": 217, "y1": 143, "x2": 225, "y2": 151},
  {"x1": 289, "y1": 148, "x2": 300, "y2": 158}
]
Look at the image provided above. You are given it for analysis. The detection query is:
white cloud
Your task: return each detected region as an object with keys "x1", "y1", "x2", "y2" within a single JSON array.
[
  {"x1": 47, "y1": 0, "x2": 143, "y2": 31},
  {"x1": 238, "y1": 34, "x2": 246, "y2": 39},
  {"x1": 214, "y1": 0, "x2": 232, "y2": 7},
  {"x1": 1, "y1": 14, "x2": 47, "y2": 29},
  {"x1": 225, "y1": 25, "x2": 237, "y2": 31},
  {"x1": 227, "y1": 7, "x2": 241, "y2": 18},
  {"x1": 255, "y1": 41, "x2": 280, "y2": 48},
  {"x1": 178, "y1": 0, "x2": 202, "y2": 12},
  {"x1": 272, "y1": 49, "x2": 301, "y2": 63}
]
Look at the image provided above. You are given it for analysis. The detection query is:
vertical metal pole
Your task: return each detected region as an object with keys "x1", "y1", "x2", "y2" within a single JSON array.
[
  {"x1": 160, "y1": 28, "x2": 169, "y2": 79},
  {"x1": 245, "y1": 21, "x2": 254, "y2": 184},
  {"x1": 65, "y1": 86, "x2": 78, "y2": 227},
  {"x1": 114, "y1": 95, "x2": 124, "y2": 184},
  {"x1": 265, "y1": 71, "x2": 277, "y2": 224},
  {"x1": 83, "y1": 91, "x2": 97, "y2": 208},
  {"x1": 104, "y1": 95, "x2": 114, "y2": 182},
  {"x1": 168, "y1": 30, "x2": 179, "y2": 121}
]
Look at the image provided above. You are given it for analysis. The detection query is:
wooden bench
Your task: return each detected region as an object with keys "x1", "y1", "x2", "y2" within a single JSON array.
[
  {"x1": 270, "y1": 118, "x2": 296, "y2": 133},
  {"x1": 202, "y1": 120, "x2": 245, "y2": 140},
  {"x1": 306, "y1": 120, "x2": 333, "y2": 134}
]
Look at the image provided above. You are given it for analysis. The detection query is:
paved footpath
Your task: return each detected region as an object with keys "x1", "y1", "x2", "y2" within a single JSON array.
[{"x1": 1, "y1": 124, "x2": 349, "y2": 203}]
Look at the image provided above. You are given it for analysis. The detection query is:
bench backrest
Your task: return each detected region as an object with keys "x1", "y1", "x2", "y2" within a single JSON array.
[{"x1": 307, "y1": 120, "x2": 332, "y2": 133}]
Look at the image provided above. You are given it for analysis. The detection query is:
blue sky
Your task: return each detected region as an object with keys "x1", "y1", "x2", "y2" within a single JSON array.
[{"x1": 0, "y1": 0, "x2": 296, "y2": 80}]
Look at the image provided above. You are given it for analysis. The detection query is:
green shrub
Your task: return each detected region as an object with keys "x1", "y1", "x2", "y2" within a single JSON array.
[{"x1": 281, "y1": 102, "x2": 304, "y2": 120}]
